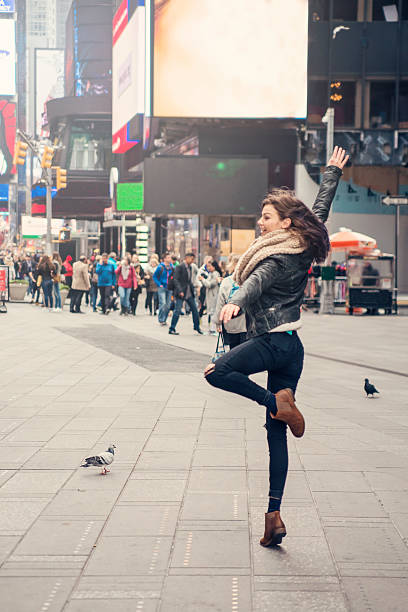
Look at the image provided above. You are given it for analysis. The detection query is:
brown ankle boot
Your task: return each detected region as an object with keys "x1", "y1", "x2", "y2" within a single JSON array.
[
  {"x1": 272, "y1": 388, "x2": 305, "y2": 438},
  {"x1": 260, "y1": 511, "x2": 287, "y2": 547}
]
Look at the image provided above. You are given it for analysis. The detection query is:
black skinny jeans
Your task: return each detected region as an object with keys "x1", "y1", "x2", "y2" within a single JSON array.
[{"x1": 206, "y1": 331, "x2": 304, "y2": 507}]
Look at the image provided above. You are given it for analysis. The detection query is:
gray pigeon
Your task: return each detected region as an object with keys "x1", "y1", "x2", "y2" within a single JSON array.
[
  {"x1": 81, "y1": 445, "x2": 116, "y2": 474},
  {"x1": 364, "y1": 379, "x2": 379, "y2": 398}
]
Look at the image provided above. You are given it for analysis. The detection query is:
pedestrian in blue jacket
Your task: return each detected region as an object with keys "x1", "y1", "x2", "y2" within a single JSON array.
[
  {"x1": 153, "y1": 252, "x2": 174, "y2": 325},
  {"x1": 96, "y1": 252, "x2": 116, "y2": 314}
]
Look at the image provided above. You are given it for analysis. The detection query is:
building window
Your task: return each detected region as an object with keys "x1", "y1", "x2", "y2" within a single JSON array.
[
  {"x1": 399, "y1": 81, "x2": 408, "y2": 127},
  {"x1": 372, "y1": 1, "x2": 408, "y2": 20},
  {"x1": 370, "y1": 81, "x2": 395, "y2": 128},
  {"x1": 308, "y1": 80, "x2": 327, "y2": 123},
  {"x1": 68, "y1": 122, "x2": 112, "y2": 171},
  {"x1": 331, "y1": 81, "x2": 356, "y2": 126},
  {"x1": 333, "y1": 0, "x2": 358, "y2": 20},
  {"x1": 309, "y1": 0, "x2": 329, "y2": 21}
]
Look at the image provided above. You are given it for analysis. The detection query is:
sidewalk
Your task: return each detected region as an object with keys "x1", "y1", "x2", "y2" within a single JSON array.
[{"x1": 0, "y1": 303, "x2": 407, "y2": 611}]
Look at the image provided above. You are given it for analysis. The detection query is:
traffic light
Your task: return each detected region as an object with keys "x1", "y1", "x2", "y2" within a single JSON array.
[
  {"x1": 59, "y1": 228, "x2": 71, "y2": 242},
  {"x1": 12, "y1": 140, "x2": 29, "y2": 166},
  {"x1": 56, "y1": 167, "x2": 67, "y2": 190},
  {"x1": 41, "y1": 146, "x2": 54, "y2": 168}
]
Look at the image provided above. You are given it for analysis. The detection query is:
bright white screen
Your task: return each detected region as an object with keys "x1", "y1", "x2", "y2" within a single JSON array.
[
  {"x1": 112, "y1": 6, "x2": 145, "y2": 135},
  {"x1": 153, "y1": 0, "x2": 308, "y2": 119},
  {"x1": 0, "y1": 20, "x2": 16, "y2": 96}
]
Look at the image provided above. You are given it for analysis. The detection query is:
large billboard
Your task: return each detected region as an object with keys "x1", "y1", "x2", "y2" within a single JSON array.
[
  {"x1": 144, "y1": 157, "x2": 268, "y2": 215},
  {"x1": 153, "y1": 0, "x2": 308, "y2": 119},
  {"x1": 0, "y1": 1, "x2": 15, "y2": 14},
  {"x1": 112, "y1": 0, "x2": 145, "y2": 153},
  {"x1": 35, "y1": 49, "x2": 64, "y2": 137},
  {"x1": 0, "y1": 19, "x2": 16, "y2": 96},
  {"x1": 0, "y1": 99, "x2": 16, "y2": 182}
]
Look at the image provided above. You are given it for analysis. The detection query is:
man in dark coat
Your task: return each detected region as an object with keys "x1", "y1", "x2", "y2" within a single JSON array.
[{"x1": 169, "y1": 253, "x2": 203, "y2": 335}]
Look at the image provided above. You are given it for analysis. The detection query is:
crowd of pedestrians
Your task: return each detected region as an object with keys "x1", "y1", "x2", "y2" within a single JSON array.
[{"x1": 0, "y1": 245, "x2": 247, "y2": 347}]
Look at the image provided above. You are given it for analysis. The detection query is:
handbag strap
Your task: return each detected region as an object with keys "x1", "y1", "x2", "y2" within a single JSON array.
[{"x1": 215, "y1": 331, "x2": 225, "y2": 352}]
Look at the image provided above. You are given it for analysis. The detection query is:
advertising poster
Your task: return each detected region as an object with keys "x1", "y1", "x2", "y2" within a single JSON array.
[
  {"x1": 0, "y1": 99, "x2": 16, "y2": 181},
  {"x1": 112, "y1": 0, "x2": 145, "y2": 153},
  {"x1": 0, "y1": 1, "x2": 15, "y2": 14},
  {"x1": 0, "y1": 265, "x2": 9, "y2": 302},
  {"x1": 153, "y1": 0, "x2": 308, "y2": 119},
  {"x1": 0, "y1": 20, "x2": 16, "y2": 96}
]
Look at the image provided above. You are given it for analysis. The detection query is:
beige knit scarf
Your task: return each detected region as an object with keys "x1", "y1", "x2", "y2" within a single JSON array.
[{"x1": 233, "y1": 229, "x2": 305, "y2": 285}]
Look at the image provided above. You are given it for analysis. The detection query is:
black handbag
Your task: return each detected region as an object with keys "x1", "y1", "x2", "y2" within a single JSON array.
[{"x1": 211, "y1": 331, "x2": 226, "y2": 363}]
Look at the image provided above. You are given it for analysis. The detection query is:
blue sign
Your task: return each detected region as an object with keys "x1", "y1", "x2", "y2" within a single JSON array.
[
  {"x1": 0, "y1": 0, "x2": 15, "y2": 13},
  {"x1": 0, "y1": 184, "x2": 9, "y2": 201}
]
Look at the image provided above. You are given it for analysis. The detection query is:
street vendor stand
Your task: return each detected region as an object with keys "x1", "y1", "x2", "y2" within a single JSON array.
[{"x1": 346, "y1": 254, "x2": 395, "y2": 315}]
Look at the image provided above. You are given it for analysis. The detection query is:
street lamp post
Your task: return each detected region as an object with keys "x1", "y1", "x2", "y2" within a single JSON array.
[{"x1": 45, "y1": 168, "x2": 53, "y2": 256}]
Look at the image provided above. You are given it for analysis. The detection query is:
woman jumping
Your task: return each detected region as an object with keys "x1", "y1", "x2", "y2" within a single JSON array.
[{"x1": 205, "y1": 147, "x2": 349, "y2": 547}]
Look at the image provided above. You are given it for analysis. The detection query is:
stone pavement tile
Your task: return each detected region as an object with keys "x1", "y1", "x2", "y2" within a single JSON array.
[
  {"x1": 188, "y1": 469, "x2": 247, "y2": 493},
  {"x1": 325, "y1": 524, "x2": 408, "y2": 566},
  {"x1": 391, "y1": 513, "x2": 408, "y2": 539},
  {"x1": 14, "y1": 519, "x2": 104, "y2": 556},
  {"x1": 350, "y1": 450, "x2": 408, "y2": 469},
  {"x1": 343, "y1": 577, "x2": 408, "y2": 612},
  {"x1": 299, "y1": 453, "x2": 363, "y2": 471},
  {"x1": 153, "y1": 420, "x2": 201, "y2": 436},
  {"x1": 43, "y1": 490, "x2": 117, "y2": 518},
  {"x1": 85, "y1": 536, "x2": 173, "y2": 575},
  {"x1": 161, "y1": 575, "x2": 251, "y2": 612},
  {"x1": 0, "y1": 536, "x2": 19, "y2": 564},
  {"x1": 27, "y1": 450, "x2": 87, "y2": 470},
  {"x1": 308, "y1": 434, "x2": 372, "y2": 452},
  {"x1": 99, "y1": 428, "x2": 152, "y2": 443},
  {"x1": 193, "y1": 449, "x2": 246, "y2": 468},
  {"x1": 248, "y1": 471, "x2": 312, "y2": 501},
  {"x1": 197, "y1": 430, "x2": 245, "y2": 448},
  {"x1": 65, "y1": 600, "x2": 158, "y2": 612},
  {"x1": 252, "y1": 536, "x2": 337, "y2": 576},
  {"x1": 181, "y1": 492, "x2": 248, "y2": 521},
  {"x1": 0, "y1": 577, "x2": 76, "y2": 612},
  {"x1": 201, "y1": 418, "x2": 245, "y2": 431},
  {"x1": 171, "y1": 530, "x2": 250, "y2": 569},
  {"x1": 307, "y1": 471, "x2": 371, "y2": 492},
  {"x1": 38, "y1": 404, "x2": 88, "y2": 416},
  {"x1": 112, "y1": 416, "x2": 161, "y2": 429},
  {"x1": 64, "y1": 468, "x2": 131, "y2": 492},
  {"x1": 0, "y1": 419, "x2": 25, "y2": 435},
  {"x1": 0, "y1": 469, "x2": 15, "y2": 487},
  {"x1": 69, "y1": 575, "x2": 161, "y2": 609},
  {"x1": 0, "y1": 499, "x2": 50, "y2": 534},
  {"x1": 251, "y1": 505, "x2": 323, "y2": 538},
  {"x1": 119, "y1": 478, "x2": 186, "y2": 502},
  {"x1": 0, "y1": 405, "x2": 42, "y2": 418},
  {"x1": 0, "y1": 470, "x2": 71, "y2": 495},
  {"x1": 44, "y1": 432, "x2": 104, "y2": 450},
  {"x1": 135, "y1": 451, "x2": 192, "y2": 471},
  {"x1": 144, "y1": 436, "x2": 196, "y2": 453},
  {"x1": 103, "y1": 505, "x2": 179, "y2": 536},
  {"x1": 313, "y1": 491, "x2": 387, "y2": 517},
  {"x1": 375, "y1": 490, "x2": 408, "y2": 513},
  {"x1": 253, "y1": 590, "x2": 348, "y2": 612},
  {"x1": 0, "y1": 446, "x2": 41, "y2": 469},
  {"x1": 159, "y1": 407, "x2": 204, "y2": 420},
  {"x1": 295, "y1": 437, "x2": 342, "y2": 454},
  {"x1": 62, "y1": 418, "x2": 116, "y2": 432}
]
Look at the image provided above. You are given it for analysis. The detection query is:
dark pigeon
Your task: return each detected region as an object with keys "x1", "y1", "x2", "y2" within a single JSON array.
[{"x1": 364, "y1": 379, "x2": 379, "y2": 397}]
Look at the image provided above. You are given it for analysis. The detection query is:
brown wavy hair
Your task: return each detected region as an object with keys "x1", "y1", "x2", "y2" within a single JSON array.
[{"x1": 262, "y1": 189, "x2": 330, "y2": 263}]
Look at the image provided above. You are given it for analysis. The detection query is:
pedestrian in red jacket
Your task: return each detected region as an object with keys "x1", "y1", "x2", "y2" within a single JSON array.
[{"x1": 116, "y1": 256, "x2": 137, "y2": 315}]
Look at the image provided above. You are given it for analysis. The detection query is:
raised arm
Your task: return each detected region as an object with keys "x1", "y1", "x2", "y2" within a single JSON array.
[{"x1": 312, "y1": 146, "x2": 349, "y2": 224}]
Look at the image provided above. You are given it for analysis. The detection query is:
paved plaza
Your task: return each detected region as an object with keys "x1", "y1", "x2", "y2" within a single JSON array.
[{"x1": 0, "y1": 303, "x2": 407, "y2": 611}]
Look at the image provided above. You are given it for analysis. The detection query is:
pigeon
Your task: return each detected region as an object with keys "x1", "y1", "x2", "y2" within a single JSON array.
[
  {"x1": 332, "y1": 25, "x2": 350, "y2": 39},
  {"x1": 81, "y1": 445, "x2": 116, "y2": 475},
  {"x1": 364, "y1": 379, "x2": 380, "y2": 398}
]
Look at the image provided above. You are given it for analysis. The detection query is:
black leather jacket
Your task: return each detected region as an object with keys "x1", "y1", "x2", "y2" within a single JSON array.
[{"x1": 231, "y1": 166, "x2": 342, "y2": 337}]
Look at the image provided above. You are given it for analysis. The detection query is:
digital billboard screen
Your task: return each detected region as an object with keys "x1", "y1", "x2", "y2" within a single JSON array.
[
  {"x1": 153, "y1": 0, "x2": 308, "y2": 119},
  {"x1": 0, "y1": 20, "x2": 16, "y2": 96},
  {"x1": 112, "y1": 1, "x2": 145, "y2": 153},
  {"x1": 144, "y1": 157, "x2": 268, "y2": 215},
  {"x1": 0, "y1": 99, "x2": 16, "y2": 182},
  {"x1": 35, "y1": 49, "x2": 64, "y2": 136}
]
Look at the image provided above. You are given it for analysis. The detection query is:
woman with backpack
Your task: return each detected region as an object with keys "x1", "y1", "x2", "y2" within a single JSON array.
[
  {"x1": 52, "y1": 252, "x2": 63, "y2": 311},
  {"x1": 37, "y1": 255, "x2": 55, "y2": 310},
  {"x1": 130, "y1": 255, "x2": 145, "y2": 316},
  {"x1": 204, "y1": 147, "x2": 348, "y2": 548},
  {"x1": 116, "y1": 256, "x2": 137, "y2": 315}
]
